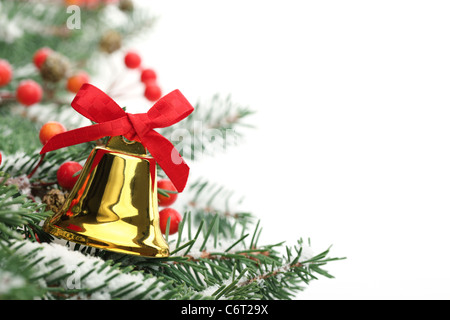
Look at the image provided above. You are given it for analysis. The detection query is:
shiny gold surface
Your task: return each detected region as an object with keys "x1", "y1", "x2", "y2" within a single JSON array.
[{"x1": 43, "y1": 136, "x2": 169, "y2": 257}]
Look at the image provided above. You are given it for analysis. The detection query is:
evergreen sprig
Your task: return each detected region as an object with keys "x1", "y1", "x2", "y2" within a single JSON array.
[
  {"x1": 92, "y1": 179, "x2": 345, "y2": 300},
  {"x1": 0, "y1": 212, "x2": 343, "y2": 300},
  {"x1": 185, "y1": 178, "x2": 253, "y2": 238},
  {"x1": 0, "y1": 172, "x2": 52, "y2": 243}
]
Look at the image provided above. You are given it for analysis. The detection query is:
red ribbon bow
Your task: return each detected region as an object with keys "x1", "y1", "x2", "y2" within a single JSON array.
[{"x1": 41, "y1": 83, "x2": 194, "y2": 192}]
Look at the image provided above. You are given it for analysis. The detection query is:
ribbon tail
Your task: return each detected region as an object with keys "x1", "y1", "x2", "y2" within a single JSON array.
[{"x1": 141, "y1": 130, "x2": 190, "y2": 192}]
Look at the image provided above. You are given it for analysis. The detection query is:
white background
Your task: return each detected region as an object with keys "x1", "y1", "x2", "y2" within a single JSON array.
[{"x1": 128, "y1": 0, "x2": 450, "y2": 299}]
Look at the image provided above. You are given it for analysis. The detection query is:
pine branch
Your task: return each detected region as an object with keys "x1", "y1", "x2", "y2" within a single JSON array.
[
  {"x1": 0, "y1": 172, "x2": 53, "y2": 243},
  {"x1": 95, "y1": 211, "x2": 344, "y2": 300},
  {"x1": 0, "y1": 243, "x2": 47, "y2": 299},
  {"x1": 184, "y1": 178, "x2": 253, "y2": 239},
  {"x1": 0, "y1": 173, "x2": 344, "y2": 300},
  {"x1": 0, "y1": 240, "x2": 199, "y2": 300}
]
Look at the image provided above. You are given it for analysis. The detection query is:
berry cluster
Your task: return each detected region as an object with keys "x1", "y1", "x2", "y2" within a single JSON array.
[
  {"x1": 0, "y1": 58, "x2": 42, "y2": 107},
  {"x1": 157, "y1": 179, "x2": 182, "y2": 235},
  {"x1": 33, "y1": 47, "x2": 90, "y2": 94},
  {"x1": 0, "y1": 47, "x2": 91, "y2": 108},
  {"x1": 123, "y1": 51, "x2": 163, "y2": 102}
]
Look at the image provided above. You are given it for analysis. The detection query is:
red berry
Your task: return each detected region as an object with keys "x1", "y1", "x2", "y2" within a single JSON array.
[
  {"x1": 57, "y1": 161, "x2": 83, "y2": 190},
  {"x1": 124, "y1": 51, "x2": 142, "y2": 69},
  {"x1": 33, "y1": 47, "x2": 53, "y2": 70},
  {"x1": 144, "y1": 82, "x2": 162, "y2": 102},
  {"x1": 64, "y1": 0, "x2": 84, "y2": 5},
  {"x1": 66, "y1": 71, "x2": 90, "y2": 93},
  {"x1": 39, "y1": 121, "x2": 67, "y2": 145},
  {"x1": 140, "y1": 68, "x2": 157, "y2": 83},
  {"x1": 157, "y1": 179, "x2": 178, "y2": 207},
  {"x1": 0, "y1": 152, "x2": 2, "y2": 166},
  {"x1": 84, "y1": 0, "x2": 101, "y2": 8},
  {"x1": 159, "y1": 208, "x2": 182, "y2": 235},
  {"x1": 16, "y1": 80, "x2": 43, "y2": 106},
  {"x1": 0, "y1": 59, "x2": 12, "y2": 87}
]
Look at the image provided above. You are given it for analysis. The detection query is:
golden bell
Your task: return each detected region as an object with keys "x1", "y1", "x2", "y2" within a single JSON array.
[{"x1": 43, "y1": 136, "x2": 169, "y2": 257}]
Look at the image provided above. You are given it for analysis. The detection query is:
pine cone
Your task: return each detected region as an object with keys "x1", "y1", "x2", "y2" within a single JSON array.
[
  {"x1": 119, "y1": 0, "x2": 134, "y2": 12},
  {"x1": 40, "y1": 52, "x2": 69, "y2": 83},
  {"x1": 42, "y1": 189, "x2": 68, "y2": 213},
  {"x1": 99, "y1": 30, "x2": 122, "y2": 54}
]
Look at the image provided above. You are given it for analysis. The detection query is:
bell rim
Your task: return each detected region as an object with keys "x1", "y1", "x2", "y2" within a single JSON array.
[{"x1": 43, "y1": 218, "x2": 170, "y2": 258}]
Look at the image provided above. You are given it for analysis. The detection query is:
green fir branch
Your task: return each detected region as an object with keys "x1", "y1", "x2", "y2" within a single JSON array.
[
  {"x1": 185, "y1": 178, "x2": 253, "y2": 239},
  {"x1": 0, "y1": 172, "x2": 53, "y2": 243},
  {"x1": 94, "y1": 209, "x2": 345, "y2": 300}
]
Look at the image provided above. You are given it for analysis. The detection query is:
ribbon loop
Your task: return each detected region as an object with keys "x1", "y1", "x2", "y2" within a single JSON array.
[{"x1": 41, "y1": 83, "x2": 194, "y2": 192}]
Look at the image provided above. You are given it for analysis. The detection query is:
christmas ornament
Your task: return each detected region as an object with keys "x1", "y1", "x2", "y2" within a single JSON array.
[
  {"x1": 40, "y1": 52, "x2": 69, "y2": 82},
  {"x1": 141, "y1": 68, "x2": 157, "y2": 83},
  {"x1": 39, "y1": 121, "x2": 67, "y2": 145},
  {"x1": 66, "y1": 71, "x2": 90, "y2": 93},
  {"x1": 44, "y1": 136, "x2": 170, "y2": 256},
  {"x1": 144, "y1": 81, "x2": 162, "y2": 102},
  {"x1": 159, "y1": 208, "x2": 182, "y2": 235},
  {"x1": 56, "y1": 161, "x2": 83, "y2": 190},
  {"x1": 124, "y1": 51, "x2": 142, "y2": 69},
  {"x1": 16, "y1": 80, "x2": 43, "y2": 106},
  {"x1": 33, "y1": 47, "x2": 53, "y2": 70},
  {"x1": 41, "y1": 84, "x2": 194, "y2": 257},
  {"x1": 158, "y1": 179, "x2": 178, "y2": 207},
  {"x1": 0, "y1": 59, "x2": 12, "y2": 87}
]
